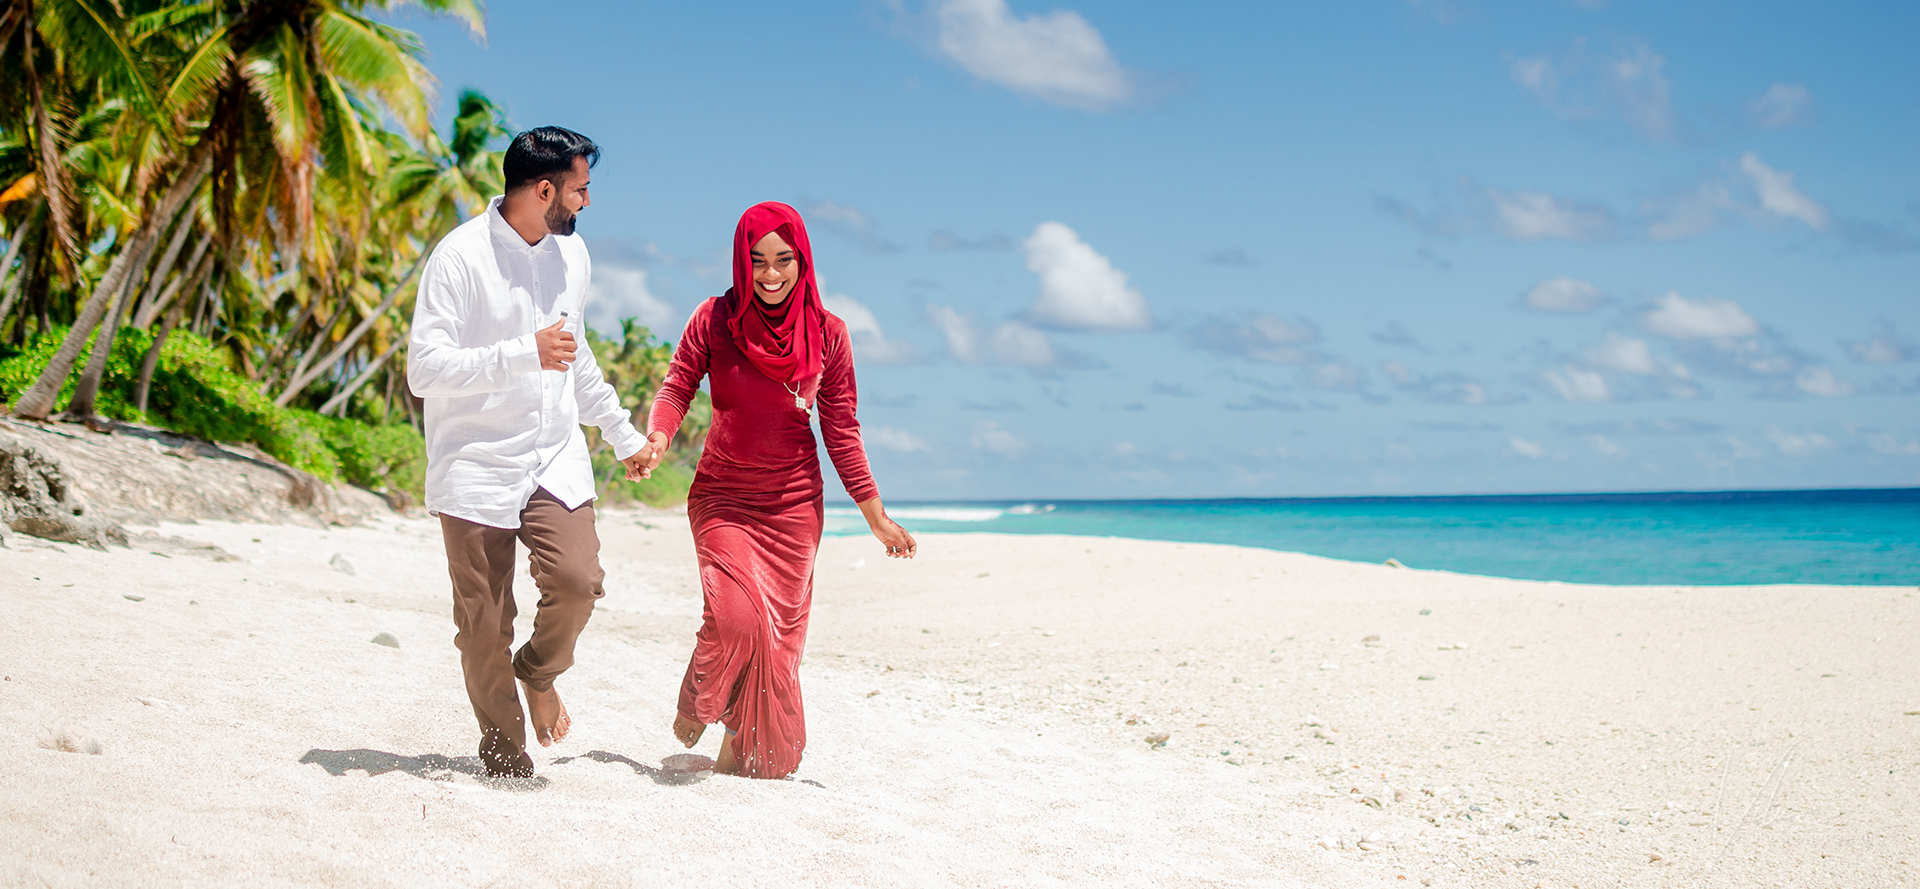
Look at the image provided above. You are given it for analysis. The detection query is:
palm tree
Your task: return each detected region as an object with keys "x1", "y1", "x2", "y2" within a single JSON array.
[
  {"x1": 10, "y1": 0, "x2": 485, "y2": 421},
  {"x1": 275, "y1": 89, "x2": 507, "y2": 410}
]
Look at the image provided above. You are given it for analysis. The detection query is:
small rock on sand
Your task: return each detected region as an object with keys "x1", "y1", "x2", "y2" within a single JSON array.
[
  {"x1": 1143, "y1": 732, "x2": 1170, "y2": 748},
  {"x1": 1384, "y1": 558, "x2": 1406, "y2": 568},
  {"x1": 329, "y1": 554, "x2": 355, "y2": 575},
  {"x1": 370, "y1": 632, "x2": 399, "y2": 648}
]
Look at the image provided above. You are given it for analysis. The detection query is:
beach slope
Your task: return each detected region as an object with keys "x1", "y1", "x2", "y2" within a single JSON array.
[{"x1": 2, "y1": 515, "x2": 1914, "y2": 887}]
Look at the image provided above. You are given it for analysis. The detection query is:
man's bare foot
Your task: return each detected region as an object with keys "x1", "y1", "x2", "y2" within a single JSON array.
[
  {"x1": 673, "y1": 712, "x2": 705, "y2": 749},
  {"x1": 522, "y1": 680, "x2": 570, "y2": 747},
  {"x1": 713, "y1": 729, "x2": 739, "y2": 775}
]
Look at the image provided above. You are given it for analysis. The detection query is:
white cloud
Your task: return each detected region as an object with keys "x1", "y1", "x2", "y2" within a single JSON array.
[
  {"x1": 927, "y1": 304, "x2": 977, "y2": 362},
  {"x1": 931, "y1": 0, "x2": 1133, "y2": 110},
  {"x1": 990, "y1": 320, "x2": 1058, "y2": 367},
  {"x1": 1609, "y1": 43, "x2": 1674, "y2": 141},
  {"x1": 1845, "y1": 324, "x2": 1914, "y2": 364},
  {"x1": 1865, "y1": 433, "x2": 1920, "y2": 456},
  {"x1": 1187, "y1": 312, "x2": 1320, "y2": 364},
  {"x1": 1588, "y1": 332, "x2": 1662, "y2": 375},
  {"x1": 822, "y1": 292, "x2": 914, "y2": 364},
  {"x1": 970, "y1": 420, "x2": 1026, "y2": 455},
  {"x1": 1510, "y1": 436, "x2": 1547, "y2": 459},
  {"x1": 1641, "y1": 292, "x2": 1760, "y2": 339},
  {"x1": 1794, "y1": 365, "x2": 1856, "y2": 397},
  {"x1": 1747, "y1": 83, "x2": 1813, "y2": 129},
  {"x1": 1022, "y1": 221, "x2": 1150, "y2": 330},
  {"x1": 802, "y1": 200, "x2": 899, "y2": 254},
  {"x1": 1509, "y1": 56, "x2": 1557, "y2": 102},
  {"x1": 1509, "y1": 40, "x2": 1675, "y2": 142},
  {"x1": 1587, "y1": 435, "x2": 1625, "y2": 457},
  {"x1": 1738, "y1": 153, "x2": 1830, "y2": 230},
  {"x1": 1520, "y1": 276, "x2": 1608, "y2": 313},
  {"x1": 1309, "y1": 361, "x2": 1364, "y2": 392},
  {"x1": 1643, "y1": 182, "x2": 1734, "y2": 241},
  {"x1": 1486, "y1": 188, "x2": 1615, "y2": 242},
  {"x1": 1766, "y1": 426, "x2": 1833, "y2": 457},
  {"x1": 585, "y1": 267, "x2": 677, "y2": 333},
  {"x1": 868, "y1": 426, "x2": 930, "y2": 453},
  {"x1": 1544, "y1": 365, "x2": 1611, "y2": 402}
]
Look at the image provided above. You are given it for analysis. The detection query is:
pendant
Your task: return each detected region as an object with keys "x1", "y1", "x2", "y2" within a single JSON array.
[{"x1": 795, "y1": 394, "x2": 808, "y2": 411}]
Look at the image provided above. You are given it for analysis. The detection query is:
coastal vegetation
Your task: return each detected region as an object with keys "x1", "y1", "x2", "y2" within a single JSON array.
[{"x1": 0, "y1": 0, "x2": 704, "y2": 506}]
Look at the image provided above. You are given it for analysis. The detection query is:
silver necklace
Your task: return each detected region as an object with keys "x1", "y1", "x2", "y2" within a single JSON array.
[{"x1": 783, "y1": 381, "x2": 808, "y2": 412}]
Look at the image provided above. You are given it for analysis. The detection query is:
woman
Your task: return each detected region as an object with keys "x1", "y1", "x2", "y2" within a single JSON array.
[{"x1": 640, "y1": 201, "x2": 915, "y2": 779}]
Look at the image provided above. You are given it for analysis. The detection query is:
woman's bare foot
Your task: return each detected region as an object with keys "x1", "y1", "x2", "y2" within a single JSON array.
[
  {"x1": 672, "y1": 712, "x2": 705, "y2": 748},
  {"x1": 522, "y1": 680, "x2": 570, "y2": 747},
  {"x1": 713, "y1": 729, "x2": 739, "y2": 775}
]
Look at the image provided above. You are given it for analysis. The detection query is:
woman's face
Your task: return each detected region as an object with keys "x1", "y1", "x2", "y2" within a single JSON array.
[{"x1": 751, "y1": 230, "x2": 800, "y2": 305}]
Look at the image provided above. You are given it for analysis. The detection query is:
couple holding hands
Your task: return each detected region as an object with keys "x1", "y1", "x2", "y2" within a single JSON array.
[{"x1": 407, "y1": 126, "x2": 915, "y2": 780}]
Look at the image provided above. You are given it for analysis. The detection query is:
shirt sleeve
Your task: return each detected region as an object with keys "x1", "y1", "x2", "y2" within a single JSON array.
[
  {"x1": 406, "y1": 251, "x2": 541, "y2": 397},
  {"x1": 816, "y1": 320, "x2": 879, "y2": 504},
  {"x1": 645, "y1": 301, "x2": 712, "y2": 448},
  {"x1": 569, "y1": 321, "x2": 646, "y2": 461}
]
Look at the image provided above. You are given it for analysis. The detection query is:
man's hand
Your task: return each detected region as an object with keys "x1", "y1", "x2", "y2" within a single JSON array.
[
  {"x1": 622, "y1": 433, "x2": 671, "y2": 480},
  {"x1": 537, "y1": 319, "x2": 576, "y2": 371}
]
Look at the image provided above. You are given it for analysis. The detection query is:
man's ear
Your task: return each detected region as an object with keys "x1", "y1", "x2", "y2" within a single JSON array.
[{"x1": 535, "y1": 177, "x2": 555, "y2": 203}]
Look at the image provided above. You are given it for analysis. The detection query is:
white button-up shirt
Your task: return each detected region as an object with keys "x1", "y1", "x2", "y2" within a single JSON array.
[{"x1": 408, "y1": 196, "x2": 645, "y2": 529}]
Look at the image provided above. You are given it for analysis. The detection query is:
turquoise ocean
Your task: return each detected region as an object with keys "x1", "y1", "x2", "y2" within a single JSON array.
[{"x1": 823, "y1": 488, "x2": 1920, "y2": 587}]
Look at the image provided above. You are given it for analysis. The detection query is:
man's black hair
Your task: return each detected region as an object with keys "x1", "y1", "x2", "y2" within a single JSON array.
[{"x1": 503, "y1": 127, "x2": 600, "y2": 192}]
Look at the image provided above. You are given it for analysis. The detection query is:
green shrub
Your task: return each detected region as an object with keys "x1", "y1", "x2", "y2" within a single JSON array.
[{"x1": 0, "y1": 327, "x2": 425, "y2": 499}]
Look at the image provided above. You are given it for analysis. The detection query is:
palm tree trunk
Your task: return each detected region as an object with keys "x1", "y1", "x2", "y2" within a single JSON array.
[
  {"x1": 274, "y1": 248, "x2": 429, "y2": 406},
  {"x1": 134, "y1": 231, "x2": 212, "y2": 329},
  {"x1": 258, "y1": 290, "x2": 319, "y2": 385},
  {"x1": 61, "y1": 248, "x2": 148, "y2": 419},
  {"x1": 276, "y1": 298, "x2": 340, "y2": 403},
  {"x1": 10, "y1": 146, "x2": 212, "y2": 421},
  {"x1": 134, "y1": 299, "x2": 187, "y2": 416},
  {"x1": 317, "y1": 337, "x2": 404, "y2": 416},
  {"x1": 0, "y1": 204, "x2": 45, "y2": 327},
  {"x1": 132, "y1": 214, "x2": 198, "y2": 328}
]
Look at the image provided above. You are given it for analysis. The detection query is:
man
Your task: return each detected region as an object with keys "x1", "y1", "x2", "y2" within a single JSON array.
[{"x1": 408, "y1": 126, "x2": 652, "y2": 779}]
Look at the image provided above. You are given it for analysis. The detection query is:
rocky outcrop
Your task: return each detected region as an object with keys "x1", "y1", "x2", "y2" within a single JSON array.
[
  {"x1": 0, "y1": 418, "x2": 391, "y2": 547},
  {"x1": 0, "y1": 431, "x2": 126, "y2": 549}
]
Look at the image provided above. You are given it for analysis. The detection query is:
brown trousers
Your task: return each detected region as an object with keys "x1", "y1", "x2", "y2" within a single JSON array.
[{"x1": 439, "y1": 488, "x2": 604, "y2": 776}]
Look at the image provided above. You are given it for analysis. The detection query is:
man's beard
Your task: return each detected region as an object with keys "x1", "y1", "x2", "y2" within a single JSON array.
[{"x1": 545, "y1": 201, "x2": 577, "y2": 237}]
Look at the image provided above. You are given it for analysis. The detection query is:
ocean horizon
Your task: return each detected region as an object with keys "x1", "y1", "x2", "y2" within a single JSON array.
[{"x1": 825, "y1": 486, "x2": 1920, "y2": 587}]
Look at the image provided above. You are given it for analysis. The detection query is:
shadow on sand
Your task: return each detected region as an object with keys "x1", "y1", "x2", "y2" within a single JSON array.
[
  {"x1": 551, "y1": 750, "x2": 716, "y2": 786},
  {"x1": 297, "y1": 748, "x2": 548, "y2": 791},
  {"x1": 298, "y1": 748, "x2": 731, "y2": 789}
]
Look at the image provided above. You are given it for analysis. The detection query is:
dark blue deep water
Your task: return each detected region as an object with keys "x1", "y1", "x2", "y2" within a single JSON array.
[{"x1": 825, "y1": 488, "x2": 1920, "y2": 586}]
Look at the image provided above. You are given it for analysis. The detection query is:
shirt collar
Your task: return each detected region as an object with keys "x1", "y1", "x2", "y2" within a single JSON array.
[{"x1": 486, "y1": 195, "x2": 557, "y2": 254}]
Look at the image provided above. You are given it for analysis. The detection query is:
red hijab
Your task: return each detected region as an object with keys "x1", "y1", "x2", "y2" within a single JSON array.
[{"x1": 725, "y1": 202, "x2": 825, "y2": 385}]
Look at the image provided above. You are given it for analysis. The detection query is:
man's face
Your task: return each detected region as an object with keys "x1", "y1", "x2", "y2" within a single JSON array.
[{"x1": 542, "y1": 157, "x2": 592, "y2": 236}]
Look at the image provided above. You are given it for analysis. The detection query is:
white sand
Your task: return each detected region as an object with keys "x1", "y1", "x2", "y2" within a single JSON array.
[{"x1": 2, "y1": 511, "x2": 1915, "y2": 887}]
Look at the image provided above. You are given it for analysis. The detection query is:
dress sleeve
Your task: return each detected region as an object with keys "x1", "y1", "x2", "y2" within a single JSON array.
[
  {"x1": 646, "y1": 301, "x2": 712, "y2": 447},
  {"x1": 816, "y1": 320, "x2": 879, "y2": 504}
]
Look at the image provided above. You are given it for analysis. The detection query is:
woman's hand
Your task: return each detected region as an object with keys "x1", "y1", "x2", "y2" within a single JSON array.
[
  {"x1": 858, "y1": 497, "x2": 916, "y2": 559},
  {"x1": 623, "y1": 432, "x2": 671, "y2": 481}
]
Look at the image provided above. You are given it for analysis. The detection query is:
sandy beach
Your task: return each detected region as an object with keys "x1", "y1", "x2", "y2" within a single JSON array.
[{"x1": 2, "y1": 509, "x2": 1915, "y2": 888}]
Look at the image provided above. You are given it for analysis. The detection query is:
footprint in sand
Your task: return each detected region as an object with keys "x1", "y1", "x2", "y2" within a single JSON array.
[{"x1": 39, "y1": 729, "x2": 102, "y2": 755}]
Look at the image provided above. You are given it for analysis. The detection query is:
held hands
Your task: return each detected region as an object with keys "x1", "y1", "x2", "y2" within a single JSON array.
[
  {"x1": 622, "y1": 432, "x2": 671, "y2": 481},
  {"x1": 537, "y1": 319, "x2": 576, "y2": 371}
]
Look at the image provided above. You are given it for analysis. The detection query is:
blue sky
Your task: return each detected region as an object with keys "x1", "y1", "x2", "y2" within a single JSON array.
[{"x1": 392, "y1": 0, "x2": 1920, "y2": 500}]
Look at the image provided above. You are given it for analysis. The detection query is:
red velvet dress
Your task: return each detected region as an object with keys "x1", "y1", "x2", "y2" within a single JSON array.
[{"x1": 648, "y1": 295, "x2": 877, "y2": 779}]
